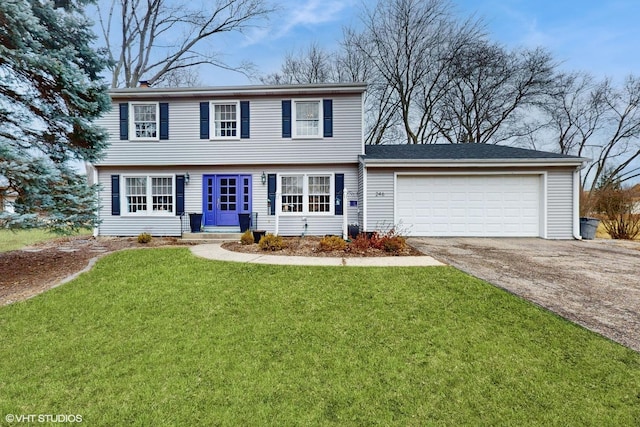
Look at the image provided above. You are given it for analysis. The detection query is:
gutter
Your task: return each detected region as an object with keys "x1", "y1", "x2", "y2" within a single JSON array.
[
  {"x1": 109, "y1": 83, "x2": 368, "y2": 100},
  {"x1": 361, "y1": 158, "x2": 587, "y2": 168}
]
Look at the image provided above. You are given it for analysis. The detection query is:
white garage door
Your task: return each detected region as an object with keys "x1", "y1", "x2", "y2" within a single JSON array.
[{"x1": 396, "y1": 175, "x2": 541, "y2": 237}]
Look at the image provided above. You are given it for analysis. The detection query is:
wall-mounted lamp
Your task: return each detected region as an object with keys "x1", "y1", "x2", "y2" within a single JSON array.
[
  {"x1": 185, "y1": 172, "x2": 190, "y2": 184},
  {"x1": 261, "y1": 171, "x2": 266, "y2": 185}
]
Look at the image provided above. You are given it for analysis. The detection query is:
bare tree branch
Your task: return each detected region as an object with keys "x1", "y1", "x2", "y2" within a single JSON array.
[{"x1": 99, "y1": 0, "x2": 273, "y2": 87}]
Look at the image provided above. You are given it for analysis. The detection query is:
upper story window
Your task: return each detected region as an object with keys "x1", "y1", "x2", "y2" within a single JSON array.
[
  {"x1": 293, "y1": 100, "x2": 323, "y2": 138},
  {"x1": 131, "y1": 103, "x2": 159, "y2": 140},
  {"x1": 212, "y1": 102, "x2": 239, "y2": 139},
  {"x1": 200, "y1": 101, "x2": 249, "y2": 140}
]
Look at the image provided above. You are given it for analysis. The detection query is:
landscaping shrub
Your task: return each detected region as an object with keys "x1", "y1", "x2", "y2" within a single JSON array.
[
  {"x1": 382, "y1": 236, "x2": 406, "y2": 253},
  {"x1": 349, "y1": 233, "x2": 371, "y2": 252},
  {"x1": 318, "y1": 235, "x2": 347, "y2": 252},
  {"x1": 137, "y1": 232, "x2": 152, "y2": 244},
  {"x1": 258, "y1": 233, "x2": 285, "y2": 251},
  {"x1": 240, "y1": 229, "x2": 254, "y2": 245}
]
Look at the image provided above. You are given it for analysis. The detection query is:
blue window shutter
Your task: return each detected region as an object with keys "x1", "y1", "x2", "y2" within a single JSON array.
[
  {"x1": 240, "y1": 101, "x2": 250, "y2": 139},
  {"x1": 282, "y1": 100, "x2": 291, "y2": 138},
  {"x1": 175, "y1": 175, "x2": 185, "y2": 216},
  {"x1": 119, "y1": 103, "x2": 128, "y2": 140},
  {"x1": 323, "y1": 99, "x2": 333, "y2": 137},
  {"x1": 335, "y1": 173, "x2": 344, "y2": 215},
  {"x1": 200, "y1": 102, "x2": 209, "y2": 139},
  {"x1": 268, "y1": 174, "x2": 276, "y2": 215},
  {"x1": 159, "y1": 103, "x2": 169, "y2": 139},
  {"x1": 111, "y1": 175, "x2": 120, "y2": 216}
]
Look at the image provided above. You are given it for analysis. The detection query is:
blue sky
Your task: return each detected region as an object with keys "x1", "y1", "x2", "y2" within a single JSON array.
[{"x1": 201, "y1": 0, "x2": 640, "y2": 86}]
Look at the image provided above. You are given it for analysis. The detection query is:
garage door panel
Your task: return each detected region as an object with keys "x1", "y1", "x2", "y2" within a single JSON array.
[{"x1": 397, "y1": 175, "x2": 541, "y2": 237}]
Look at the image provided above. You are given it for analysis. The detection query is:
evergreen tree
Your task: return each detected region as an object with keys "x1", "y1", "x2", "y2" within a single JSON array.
[{"x1": 0, "y1": 0, "x2": 110, "y2": 232}]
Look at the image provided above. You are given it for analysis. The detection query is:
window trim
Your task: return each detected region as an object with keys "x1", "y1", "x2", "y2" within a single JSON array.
[
  {"x1": 278, "y1": 172, "x2": 334, "y2": 216},
  {"x1": 292, "y1": 99, "x2": 323, "y2": 139},
  {"x1": 210, "y1": 101, "x2": 241, "y2": 140},
  {"x1": 129, "y1": 102, "x2": 160, "y2": 141},
  {"x1": 121, "y1": 174, "x2": 175, "y2": 216}
]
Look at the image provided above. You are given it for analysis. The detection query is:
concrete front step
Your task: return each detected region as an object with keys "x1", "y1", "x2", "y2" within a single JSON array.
[{"x1": 182, "y1": 232, "x2": 242, "y2": 242}]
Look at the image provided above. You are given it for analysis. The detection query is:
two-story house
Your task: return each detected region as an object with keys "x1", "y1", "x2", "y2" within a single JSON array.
[{"x1": 93, "y1": 83, "x2": 587, "y2": 239}]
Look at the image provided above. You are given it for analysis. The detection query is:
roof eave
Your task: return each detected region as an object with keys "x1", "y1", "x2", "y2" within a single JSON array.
[
  {"x1": 361, "y1": 157, "x2": 588, "y2": 168},
  {"x1": 109, "y1": 83, "x2": 368, "y2": 100}
]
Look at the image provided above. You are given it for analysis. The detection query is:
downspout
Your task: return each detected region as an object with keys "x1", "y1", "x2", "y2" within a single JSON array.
[{"x1": 573, "y1": 167, "x2": 582, "y2": 240}]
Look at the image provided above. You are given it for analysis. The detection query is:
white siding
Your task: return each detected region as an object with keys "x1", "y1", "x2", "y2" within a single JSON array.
[
  {"x1": 97, "y1": 165, "x2": 358, "y2": 237},
  {"x1": 95, "y1": 95, "x2": 363, "y2": 166},
  {"x1": 365, "y1": 169, "x2": 395, "y2": 232},
  {"x1": 547, "y1": 169, "x2": 575, "y2": 239}
]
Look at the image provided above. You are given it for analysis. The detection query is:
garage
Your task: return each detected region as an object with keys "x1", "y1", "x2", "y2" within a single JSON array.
[
  {"x1": 362, "y1": 144, "x2": 586, "y2": 240},
  {"x1": 396, "y1": 174, "x2": 542, "y2": 237}
]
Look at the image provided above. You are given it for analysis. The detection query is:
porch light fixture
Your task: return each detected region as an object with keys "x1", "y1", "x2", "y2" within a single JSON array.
[
  {"x1": 185, "y1": 172, "x2": 190, "y2": 184},
  {"x1": 261, "y1": 171, "x2": 266, "y2": 185}
]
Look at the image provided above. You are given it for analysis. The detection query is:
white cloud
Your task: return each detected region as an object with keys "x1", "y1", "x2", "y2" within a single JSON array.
[{"x1": 242, "y1": 0, "x2": 356, "y2": 46}]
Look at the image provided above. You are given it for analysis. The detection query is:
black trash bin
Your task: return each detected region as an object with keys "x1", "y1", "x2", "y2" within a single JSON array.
[
  {"x1": 189, "y1": 213, "x2": 203, "y2": 232},
  {"x1": 238, "y1": 213, "x2": 251, "y2": 232},
  {"x1": 348, "y1": 224, "x2": 360, "y2": 239}
]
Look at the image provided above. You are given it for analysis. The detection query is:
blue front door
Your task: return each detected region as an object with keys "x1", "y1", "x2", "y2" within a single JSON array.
[{"x1": 203, "y1": 174, "x2": 252, "y2": 227}]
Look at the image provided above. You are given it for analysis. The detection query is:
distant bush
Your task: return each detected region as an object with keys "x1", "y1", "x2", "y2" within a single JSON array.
[
  {"x1": 258, "y1": 233, "x2": 285, "y2": 251},
  {"x1": 240, "y1": 230, "x2": 254, "y2": 245},
  {"x1": 137, "y1": 232, "x2": 152, "y2": 244},
  {"x1": 319, "y1": 235, "x2": 347, "y2": 252}
]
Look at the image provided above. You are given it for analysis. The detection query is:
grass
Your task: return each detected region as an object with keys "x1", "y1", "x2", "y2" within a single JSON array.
[
  {"x1": 0, "y1": 248, "x2": 639, "y2": 426},
  {"x1": 0, "y1": 228, "x2": 91, "y2": 252}
]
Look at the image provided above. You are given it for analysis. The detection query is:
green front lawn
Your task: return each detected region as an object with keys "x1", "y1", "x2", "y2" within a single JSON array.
[
  {"x1": 0, "y1": 248, "x2": 638, "y2": 426},
  {"x1": 0, "y1": 228, "x2": 91, "y2": 253}
]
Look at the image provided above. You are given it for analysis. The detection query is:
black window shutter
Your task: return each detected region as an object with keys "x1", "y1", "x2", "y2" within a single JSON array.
[
  {"x1": 119, "y1": 103, "x2": 128, "y2": 140},
  {"x1": 200, "y1": 102, "x2": 209, "y2": 139},
  {"x1": 175, "y1": 175, "x2": 185, "y2": 216},
  {"x1": 240, "y1": 101, "x2": 250, "y2": 139},
  {"x1": 111, "y1": 175, "x2": 120, "y2": 216},
  {"x1": 335, "y1": 173, "x2": 344, "y2": 215},
  {"x1": 323, "y1": 99, "x2": 333, "y2": 137},
  {"x1": 268, "y1": 174, "x2": 276, "y2": 215},
  {"x1": 159, "y1": 103, "x2": 169, "y2": 139},
  {"x1": 282, "y1": 100, "x2": 291, "y2": 138}
]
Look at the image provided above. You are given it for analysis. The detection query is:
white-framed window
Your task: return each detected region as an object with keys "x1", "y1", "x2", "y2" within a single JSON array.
[
  {"x1": 130, "y1": 102, "x2": 159, "y2": 140},
  {"x1": 281, "y1": 175, "x2": 304, "y2": 213},
  {"x1": 280, "y1": 173, "x2": 333, "y2": 215},
  {"x1": 211, "y1": 101, "x2": 239, "y2": 139},
  {"x1": 308, "y1": 175, "x2": 331, "y2": 213},
  {"x1": 293, "y1": 100, "x2": 322, "y2": 138},
  {"x1": 123, "y1": 175, "x2": 174, "y2": 215}
]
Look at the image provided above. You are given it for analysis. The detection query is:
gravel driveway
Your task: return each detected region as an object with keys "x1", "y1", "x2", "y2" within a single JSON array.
[{"x1": 408, "y1": 237, "x2": 640, "y2": 352}]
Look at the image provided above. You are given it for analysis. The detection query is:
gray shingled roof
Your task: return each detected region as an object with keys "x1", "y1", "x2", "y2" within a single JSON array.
[{"x1": 364, "y1": 144, "x2": 582, "y2": 161}]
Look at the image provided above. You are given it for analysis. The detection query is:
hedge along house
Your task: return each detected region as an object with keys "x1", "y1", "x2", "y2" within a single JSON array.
[{"x1": 92, "y1": 83, "x2": 587, "y2": 239}]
